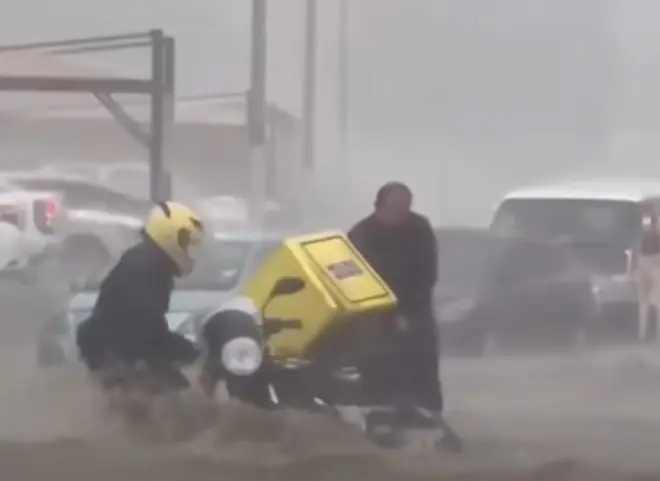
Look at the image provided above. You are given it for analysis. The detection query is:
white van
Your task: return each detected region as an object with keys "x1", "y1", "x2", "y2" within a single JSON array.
[{"x1": 492, "y1": 179, "x2": 660, "y2": 343}]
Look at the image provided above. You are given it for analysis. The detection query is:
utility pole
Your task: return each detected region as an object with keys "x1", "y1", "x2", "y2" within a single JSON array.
[
  {"x1": 302, "y1": 0, "x2": 318, "y2": 169},
  {"x1": 247, "y1": 0, "x2": 268, "y2": 224},
  {"x1": 337, "y1": 0, "x2": 349, "y2": 163}
]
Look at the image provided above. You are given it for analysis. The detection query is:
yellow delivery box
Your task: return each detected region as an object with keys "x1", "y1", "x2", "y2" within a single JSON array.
[{"x1": 242, "y1": 230, "x2": 398, "y2": 358}]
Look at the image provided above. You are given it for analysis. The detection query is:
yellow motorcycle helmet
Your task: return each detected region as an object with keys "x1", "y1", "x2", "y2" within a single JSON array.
[{"x1": 144, "y1": 201, "x2": 204, "y2": 276}]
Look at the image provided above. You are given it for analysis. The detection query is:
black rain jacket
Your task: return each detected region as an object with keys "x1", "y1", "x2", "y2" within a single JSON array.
[
  {"x1": 76, "y1": 238, "x2": 197, "y2": 371},
  {"x1": 349, "y1": 213, "x2": 438, "y2": 321}
]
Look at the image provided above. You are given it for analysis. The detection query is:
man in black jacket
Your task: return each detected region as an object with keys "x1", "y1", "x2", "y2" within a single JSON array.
[
  {"x1": 76, "y1": 201, "x2": 203, "y2": 388},
  {"x1": 349, "y1": 182, "x2": 442, "y2": 414}
]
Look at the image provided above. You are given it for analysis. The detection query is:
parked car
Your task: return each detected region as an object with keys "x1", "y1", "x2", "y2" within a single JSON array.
[{"x1": 36, "y1": 229, "x2": 286, "y2": 367}]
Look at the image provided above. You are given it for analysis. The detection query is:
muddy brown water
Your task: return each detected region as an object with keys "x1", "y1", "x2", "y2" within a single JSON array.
[
  {"x1": 0, "y1": 347, "x2": 659, "y2": 481},
  {"x1": 0, "y1": 289, "x2": 659, "y2": 481}
]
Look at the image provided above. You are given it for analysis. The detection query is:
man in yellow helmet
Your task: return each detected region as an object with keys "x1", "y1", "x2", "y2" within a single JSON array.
[{"x1": 76, "y1": 201, "x2": 204, "y2": 388}]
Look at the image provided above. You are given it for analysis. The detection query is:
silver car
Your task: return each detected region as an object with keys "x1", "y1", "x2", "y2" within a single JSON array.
[{"x1": 36, "y1": 229, "x2": 284, "y2": 367}]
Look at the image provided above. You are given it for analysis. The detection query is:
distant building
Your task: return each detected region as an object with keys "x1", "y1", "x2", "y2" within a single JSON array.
[{"x1": 0, "y1": 50, "x2": 302, "y2": 205}]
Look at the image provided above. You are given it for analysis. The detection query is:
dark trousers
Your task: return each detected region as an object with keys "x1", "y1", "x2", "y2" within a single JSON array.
[
  {"x1": 397, "y1": 307, "x2": 443, "y2": 412},
  {"x1": 77, "y1": 318, "x2": 198, "y2": 372}
]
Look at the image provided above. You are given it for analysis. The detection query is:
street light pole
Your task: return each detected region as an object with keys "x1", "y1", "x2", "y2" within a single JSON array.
[
  {"x1": 247, "y1": 0, "x2": 268, "y2": 224},
  {"x1": 302, "y1": 0, "x2": 317, "y2": 169}
]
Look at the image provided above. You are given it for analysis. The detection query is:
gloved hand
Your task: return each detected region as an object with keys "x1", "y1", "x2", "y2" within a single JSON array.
[{"x1": 160, "y1": 330, "x2": 200, "y2": 365}]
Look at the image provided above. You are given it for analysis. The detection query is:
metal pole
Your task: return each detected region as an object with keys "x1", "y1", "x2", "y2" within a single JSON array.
[
  {"x1": 247, "y1": 0, "x2": 268, "y2": 224},
  {"x1": 337, "y1": 0, "x2": 349, "y2": 162},
  {"x1": 302, "y1": 0, "x2": 318, "y2": 169},
  {"x1": 149, "y1": 29, "x2": 165, "y2": 203},
  {"x1": 161, "y1": 36, "x2": 175, "y2": 200}
]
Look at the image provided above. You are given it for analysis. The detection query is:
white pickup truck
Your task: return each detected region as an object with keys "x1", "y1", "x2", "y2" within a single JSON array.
[
  {"x1": 0, "y1": 172, "x2": 147, "y2": 285},
  {"x1": 492, "y1": 178, "x2": 660, "y2": 344}
]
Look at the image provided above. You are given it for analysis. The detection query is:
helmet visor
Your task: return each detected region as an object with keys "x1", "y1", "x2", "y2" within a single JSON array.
[{"x1": 176, "y1": 225, "x2": 204, "y2": 275}]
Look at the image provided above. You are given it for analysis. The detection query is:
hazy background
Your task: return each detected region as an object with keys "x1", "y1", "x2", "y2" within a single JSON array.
[{"x1": 4, "y1": 0, "x2": 660, "y2": 225}]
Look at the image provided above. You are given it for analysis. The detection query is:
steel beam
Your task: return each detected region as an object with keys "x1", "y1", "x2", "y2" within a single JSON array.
[
  {"x1": 0, "y1": 76, "x2": 153, "y2": 93},
  {"x1": 52, "y1": 40, "x2": 152, "y2": 56},
  {"x1": 0, "y1": 32, "x2": 150, "y2": 53},
  {"x1": 94, "y1": 93, "x2": 150, "y2": 146}
]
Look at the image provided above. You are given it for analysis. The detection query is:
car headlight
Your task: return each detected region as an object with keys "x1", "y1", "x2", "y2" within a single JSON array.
[{"x1": 221, "y1": 336, "x2": 263, "y2": 376}]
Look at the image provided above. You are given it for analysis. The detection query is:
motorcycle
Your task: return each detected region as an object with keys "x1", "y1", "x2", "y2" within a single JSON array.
[{"x1": 200, "y1": 251, "x2": 463, "y2": 452}]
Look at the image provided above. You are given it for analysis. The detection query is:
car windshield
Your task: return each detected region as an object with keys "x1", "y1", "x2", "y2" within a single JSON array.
[
  {"x1": 175, "y1": 238, "x2": 254, "y2": 291},
  {"x1": 491, "y1": 198, "x2": 642, "y2": 247}
]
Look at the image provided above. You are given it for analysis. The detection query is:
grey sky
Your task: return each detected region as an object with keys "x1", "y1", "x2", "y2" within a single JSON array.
[{"x1": 4, "y1": 1, "x2": 660, "y2": 224}]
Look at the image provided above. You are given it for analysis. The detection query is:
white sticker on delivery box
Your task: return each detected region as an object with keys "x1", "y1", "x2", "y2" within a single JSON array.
[{"x1": 326, "y1": 260, "x2": 363, "y2": 280}]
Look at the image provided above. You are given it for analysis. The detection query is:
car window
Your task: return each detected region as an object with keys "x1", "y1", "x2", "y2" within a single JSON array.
[
  {"x1": 176, "y1": 317, "x2": 196, "y2": 336},
  {"x1": 491, "y1": 198, "x2": 642, "y2": 247},
  {"x1": 11, "y1": 178, "x2": 151, "y2": 214},
  {"x1": 0, "y1": 204, "x2": 24, "y2": 229},
  {"x1": 246, "y1": 240, "x2": 280, "y2": 276},
  {"x1": 166, "y1": 311, "x2": 193, "y2": 331},
  {"x1": 67, "y1": 309, "x2": 91, "y2": 330}
]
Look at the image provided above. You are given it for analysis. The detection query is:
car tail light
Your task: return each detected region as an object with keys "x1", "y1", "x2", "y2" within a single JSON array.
[{"x1": 34, "y1": 198, "x2": 60, "y2": 235}]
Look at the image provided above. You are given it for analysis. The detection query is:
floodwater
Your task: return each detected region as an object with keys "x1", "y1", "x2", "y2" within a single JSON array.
[{"x1": 1, "y1": 333, "x2": 660, "y2": 481}]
